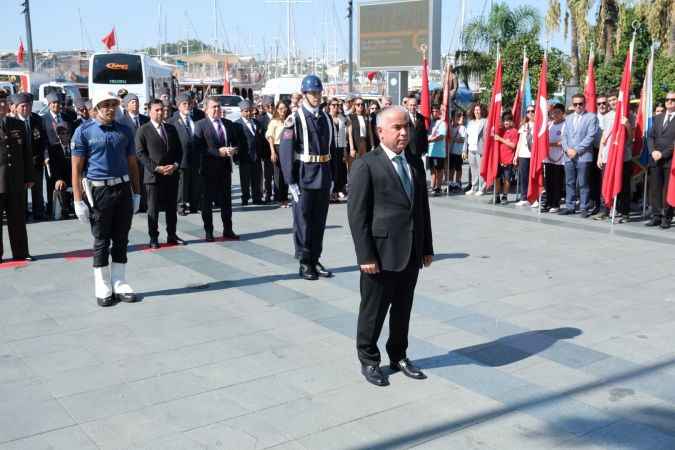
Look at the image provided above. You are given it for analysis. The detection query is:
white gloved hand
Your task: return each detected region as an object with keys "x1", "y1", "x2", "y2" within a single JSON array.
[
  {"x1": 289, "y1": 184, "x2": 300, "y2": 203},
  {"x1": 132, "y1": 194, "x2": 141, "y2": 213},
  {"x1": 330, "y1": 181, "x2": 335, "y2": 194},
  {"x1": 74, "y1": 200, "x2": 89, "y2": 224}
]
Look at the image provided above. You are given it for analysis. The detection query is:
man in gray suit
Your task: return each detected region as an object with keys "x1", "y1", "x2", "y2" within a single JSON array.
[{"x1": 560, "y1": 93, "x2": 599, "y2": 217}]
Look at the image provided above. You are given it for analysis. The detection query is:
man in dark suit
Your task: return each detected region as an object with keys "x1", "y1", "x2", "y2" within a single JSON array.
[
  {"x1": 405, "y1": 96, "x2": 428, "y2": 158},
  {"x1": 257, "y1": 97, "x2": 275, "y2": 202},
  {"x1": 193, "y1": 97, "x2": 240, "y2": 241},
  {"x1": 646, "y1": 91, "x2": 675, "y2": 229},
  {"x1": 0, "y1": 90, "x2": 35, "y2": 263},
  {"x1": 119, "y1": 94, "x2": 150, "y2": 212},
  {"x1": 348, "y1": 106, "x2": 434, "y2": 387},
  {"x1": 236, "y1": 100, "x2": 264, "y2": 205},
  {"x1": 135, "y1": 99, "x2": 185, "y2": 248},
  {"x1": 42, "y1": 92, "x2": 75, "y2": 219},
  {"x1": 169, "y1": 93, "x2": 201, "y2": 216}
]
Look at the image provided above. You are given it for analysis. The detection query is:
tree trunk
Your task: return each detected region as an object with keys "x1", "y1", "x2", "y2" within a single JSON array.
[
  {"x1": 570, "y1": 12, "x2": 580, "y2": 85},
  {"x1": 669, "y1": 0, "x2": 675, "y2": 57},
  {"x1": 603, "y1": 0, "x2": 617, "y2": 65}
]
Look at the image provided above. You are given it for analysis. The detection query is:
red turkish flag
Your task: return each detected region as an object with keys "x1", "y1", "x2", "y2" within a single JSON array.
[
  {"x1": 420, "y1": 55, "x2": 431, "y2": 129},
  {"x1": 584, "y1": 50, "x2": 597, "y2": 114},
  {"x1": 601, "y1": 40, "x2": 633, "y2": 207},
  {"x1": 101, "y1": 28, "x2": 116, "y2": 50},
  {"x1": 223, "y1": 61, "x2": 231, "y2": 94},
  {"x1": 527, "y1": 54, "x2": 549, "y2": 203},
  {"x1": 17, "y1": 39, "x2": 25, "y2": 65},
  {"x1": 479, "y1": 56, "x2": 503, "y2": 188}
]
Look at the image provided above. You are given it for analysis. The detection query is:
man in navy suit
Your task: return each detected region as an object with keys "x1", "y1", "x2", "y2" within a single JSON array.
[
  {"x1": 235, "y1": 100, "x2": 263, "y2": 205},
  {"x1": 646, "y1": 91, "x2": 675, "y2": 229},
  {"x1": 560, "y1": 93, "x2": 599, "y2": 217},
  {"x1": 193, "y1": 97, "x2": 240, "y2": 241},
  {"x1": 169, "y1": 93, "x2": 201, "y2": 215}
]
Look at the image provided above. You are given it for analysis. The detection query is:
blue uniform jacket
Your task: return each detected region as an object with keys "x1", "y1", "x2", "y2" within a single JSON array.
[{"x1": 279, "y1": 106, "x2": 334, "y2": 190}]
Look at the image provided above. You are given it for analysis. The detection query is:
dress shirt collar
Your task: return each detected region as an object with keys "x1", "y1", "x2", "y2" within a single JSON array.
[
  {"x1": 302, "y1": 101, "x2": 319, "y2": 117},
  {"x1": 150, "y1": 119, "x2": 163, "y2": 129},
  {"x1": 381, "y1": 143, "x2": 404, "y2": 161}
]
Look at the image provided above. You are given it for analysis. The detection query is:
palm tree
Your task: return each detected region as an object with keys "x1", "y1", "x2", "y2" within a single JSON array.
[
  {"x1": 546, "y1": 0, "x2": 592, "y2": 85},
  {"x1": 638, "y1": 0, "x2": 675, "y2": 57},
  {"x1": 462, "y1": 3, "x2": 541, "y2": 53},
  {"x1": 597, "y1": 0, "x2": 620, "y2": 64}
]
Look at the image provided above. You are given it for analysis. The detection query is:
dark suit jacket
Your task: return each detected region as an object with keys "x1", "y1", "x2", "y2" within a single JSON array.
[
  {"x1": 167, "y1": 114, "x2": 196, "y2": 169},
  {"x1": 135, "y1": 122, "x2": 182, "y2": 184},
  {"x1": 648, "y1": 112, "x2": 675, "y2": 167},
  {"x1": 23, "y1": 113, "x2": 48, "y2": 165},
  {"x1": 236, "y1": 117, "x2": 267, "y2": 163},
  {"x1": 41, "y1": 112, "x2": 73, "y2": 148},
  {"x1": 347, "y1": 146, "x2": 433, "y2": 272},
  {"x1": 46, "y1": 144, "x2": 71, "y2": 185},
  {"x1": 0, "y1": 117, "x2": 34, "y2": 194},
  {"x1": 119, "y1": 112, "x2": 149, "y2": 135},
  {"x1": 407, "y1": 112, "x2": 428, "y2": 157},
  {"x1": 193, "y1": 117, "x2": 240, "y2": 178}
]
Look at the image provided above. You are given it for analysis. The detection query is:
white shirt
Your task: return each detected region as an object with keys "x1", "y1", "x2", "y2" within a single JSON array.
[
  {"x1": 150, "y1": 119, "x2": 165, "y2": 140},
  {"x1": 546, "y1": 120, "x2": 565, "y2": 165},
  {"x1": 381, "y1": 143, "x2": 412, "y2": 182},
  {"x1": 516, "y1": 123, "x2": 533, "y2": 158},
  {"x1": 357, "y1": 115, "x2": 367, "y2": 137},
  {"x1": 664, "y1": 112, "x2": 674, "y2": 127},
  {"x1": 466, "y1": 119, "x2": 485, "y2": 151},
  {"x1": 179, "y1": 113, "x2": 194, "y2": 133},
  {"x1": 302, "y1": 101, "x2": 319, "y2": 117},
  {"x1": 210, "y1": 117, "x2": 228, "y2": 143},
  {"x1": 242, "y1": 118, "x2": 256, "y2": 135}
]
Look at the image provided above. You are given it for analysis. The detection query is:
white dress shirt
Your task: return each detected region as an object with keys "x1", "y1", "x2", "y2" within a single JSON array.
[{"x1": 381, "y1": 143, "x2": 412, "y2": 182}]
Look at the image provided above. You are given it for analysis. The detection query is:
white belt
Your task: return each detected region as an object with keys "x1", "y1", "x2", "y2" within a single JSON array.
[
  {"x1": 88, "y1": 175, "x2": 130, "y2": 187},
  {"x1": 295, "y1": 153, "x2": 331, "y2": 163}
]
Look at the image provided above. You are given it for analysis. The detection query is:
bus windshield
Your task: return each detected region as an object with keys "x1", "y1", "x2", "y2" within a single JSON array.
[{"x1": 92, "y1": 54, "x2": 143, "y2": 85}]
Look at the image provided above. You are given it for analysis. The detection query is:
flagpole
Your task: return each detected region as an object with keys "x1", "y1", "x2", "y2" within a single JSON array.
[
  {"x1": 493, "y1": 44, "x2": 500, "y2": 206},
  {"x1": 611, "y1": 196, "x2": 618, "y2": 225},
  {"x1": 642, "y1": 172, "x2": 648, "y2": 218}
]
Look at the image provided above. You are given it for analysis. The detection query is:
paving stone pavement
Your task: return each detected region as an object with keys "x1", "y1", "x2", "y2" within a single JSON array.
[{"x1": 1, "y1": 182, "x2": 675, "y2": 450}]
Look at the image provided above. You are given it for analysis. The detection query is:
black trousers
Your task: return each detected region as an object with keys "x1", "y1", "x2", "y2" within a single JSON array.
[
  {"x1": 292, "y1": 187, "x2": 329, "y2": 263},
  {"x1": 90, "y1": 182, "x2": 133, "y2": 268},
  {"x1": 30, "y1": 164, "x2": 45, "y2": 217},
  {"x1": 201, "y1": 173, "x2": 233, "y2": 234},
  {"x1": 0, "y1": 191, "x2": 29, "y2": 260},
  {"x1": 648, "y1": 164, "x2": 673, "y2": 219},
  {"x1": 357, "y1": 254, "x2": 420, "y2": 366},
  {"x1": 544, "y1": 163, "x2": 564, "y2": 209},
  {"x1": 177, "y1": 168, "x2": 201, "y2": 212},
  {"x1": 331, "y1": 147, "x2": 347, "y2": 194},
  {"x1": 146, "y1": 178, "x2": 179, "y2": 240},
  {"x1": 273, "y1": 145, "x2": 288, "y2": 202},
  {"x1": 239, "y1": 160, "x2": 262, "y2": 203},
  {"x1": 262, "y1": 158, "x2": 274, "y2": 200},
  {"x1": 137, "y1": 160, "x2": 148, "y2": 212}
]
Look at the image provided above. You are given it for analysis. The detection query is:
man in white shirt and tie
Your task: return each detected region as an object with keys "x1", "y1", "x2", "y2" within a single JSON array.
[
  {"x1": 236, "y1": 100, "x2": 263, "y2": 205},
  {"x1": 646, "y1": 91, "x2": 675, "y2": 228},
  {"x1": 169, "y1": 93, "x2": 200, "y2": 215}
]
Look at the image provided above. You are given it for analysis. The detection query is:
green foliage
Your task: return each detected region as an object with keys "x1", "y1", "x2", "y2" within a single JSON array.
[
  {"x1": 135, "y1": 39, "x2": 218, "y2": 56},
  {"x1": 477, "y1": 38, "x2": 571, "y2": 107},
  {"x1": 653, "y1": 54, "x2": 675, "y2": 104},
  {"x1": 462, "y1": 3, "x2": 541, "y2": 53}
]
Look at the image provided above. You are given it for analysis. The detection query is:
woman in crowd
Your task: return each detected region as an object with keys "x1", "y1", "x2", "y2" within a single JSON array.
[
  {"x1": 348, "y1": 97, "x2": 375, "y2": 160},
  {"x1": 464, "y1": 103, "x2": 487, "y2": 195},
  {"x1": 448, "y1": 110, "x2": 467, "y2": 194},
  {"x1": 542, "y1": 103, "x2": 566, "y2": 212},
  {"x1": 514, "y1": 106, "x2": 536, "y2": 207},
  {"x1": 427, "y1": 105, "x2": 447, "y2": 196},
  {"x1": 369, "y1": 101, "x2": 381, "y2": 149},
  {"x1": 266, "y1": 101, "x2": 291, "y2": 208},
  {"x1": 328, "y1": 97, "x2": 348, "y2": 202}
]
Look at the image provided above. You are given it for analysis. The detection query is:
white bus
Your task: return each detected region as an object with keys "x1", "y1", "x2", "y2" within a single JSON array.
[{"x1": 88, "y1": 52, "x2": 178, "y2": 107}]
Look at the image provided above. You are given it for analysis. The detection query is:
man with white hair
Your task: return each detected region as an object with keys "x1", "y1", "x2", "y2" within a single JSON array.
[{"x1": 71, "y1": 92, "x2": 142, "y2": 307}]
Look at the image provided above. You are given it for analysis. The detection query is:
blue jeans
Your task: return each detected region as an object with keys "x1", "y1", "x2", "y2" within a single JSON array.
[{"x1": 564, "y1": 160, "x2": 591, "y2": 211}]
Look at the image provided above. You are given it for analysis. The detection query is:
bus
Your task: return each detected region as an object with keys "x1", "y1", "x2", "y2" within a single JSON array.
[
  {"x1": 88, "y1": 52, "x2": 178, "y2": 107},
  {"x1": 0, "y1": 69, "x2": 50, "y2": 97}
]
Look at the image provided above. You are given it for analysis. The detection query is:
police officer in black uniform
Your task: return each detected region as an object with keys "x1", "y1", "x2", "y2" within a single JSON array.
[
  {"x1": 0, "y1": 90, "x2": 34, "y2": 263},
  {"x1": 279, "y1": 75, "x2": 334, "y2": 280}
]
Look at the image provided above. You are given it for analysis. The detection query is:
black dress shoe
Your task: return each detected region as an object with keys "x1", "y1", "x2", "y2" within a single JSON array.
[
  {"x1": 660, "y1": 218, "x2": 672, "y2": 229},
  {"x1": 97, "y1": 295, "x2": 116, "y2": 307},
  {"x1": 167, "y1": 235, "x2": 186, "y2": 245},
  {"x1": 23, "y1": 255, "x2": 34, "y2": 261},
  {"x1": 390, "y1": 358, "x2": 427, "y2": 380},
  {"x1": 361, "y1": 364, "x2": 389, "y2": 387},
  {"x1": 114, "y1": 292, "x2": 138, "y2": 303},
  {"x1": 222, "y1": 231, "x2": 240, "y2": 240},
  {"x1": 580, "y1": 210, "x2": 591, "y2": 218},
  {"x1": 252, "y1": 200, "x2": 263, "y2": 205},
  {"x1": 558, "y1": 208, "x2": 574, "y2": 216},
  {"x1": 645, "y1": 218, "x2": 661, "y2": 227},
  {"x1": 149, "y1": 239, "x2": 160, "y2": 249},
  {"x1": 241, "y1": 200, "x2": 249, "y2": 206},
  {"x1": 299, "y1": 263, "x2": 318, "y2": 281},
  {"x1": 315, "y1": 262, "x2": 333, "y2": 278},
  {"x1": 205, "y1": 232, "x2": 215, "y2": 242},
  {"x1": 178, "y1": 209, "x2": 189, "y2": 216}
]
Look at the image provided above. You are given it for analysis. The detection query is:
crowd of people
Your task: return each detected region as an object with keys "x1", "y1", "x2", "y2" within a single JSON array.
[{"x1": 1, "y1": 84, "x2": 674, "y2": 267}]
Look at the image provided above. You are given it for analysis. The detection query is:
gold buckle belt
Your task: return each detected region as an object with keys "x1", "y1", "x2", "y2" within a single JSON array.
[{"x1": 297, "y1": 154, "x2": 331, "y2": 163}]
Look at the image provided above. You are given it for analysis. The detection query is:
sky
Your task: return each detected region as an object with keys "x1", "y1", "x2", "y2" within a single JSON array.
[{"x1": 2, "y1": 0, "x2": 569, "y2": 61}]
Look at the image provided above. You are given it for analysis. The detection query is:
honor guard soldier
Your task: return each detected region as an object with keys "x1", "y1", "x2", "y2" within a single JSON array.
[
  {"x1": 279, "y1": 75, "x2": 334, "y2": 280},
  {"x1": 71, "y1": 92, "x2": 142, "y2": 307},
  {"x1": 0, "y1": 90, "x2": 35, "y2": 263}
]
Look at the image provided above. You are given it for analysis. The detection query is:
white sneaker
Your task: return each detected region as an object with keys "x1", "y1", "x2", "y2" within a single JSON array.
[
  {"x1": 475, "y1": 191, "x2": 484, "y2": 196},
  {"x1": 530, "y1": 201, "x2": 539, "y2": 208},
  {"x1": 549, "y1": 207, "x2": 559, "y2": 213},
  {"x1": 465, "y1": 190, "x2": 474, "y2": 196},
  {"x1": 516, "y1": 200, "x2": 528, "y2": 206}
]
